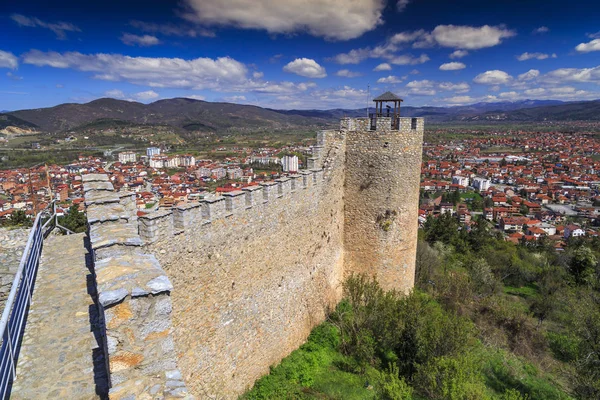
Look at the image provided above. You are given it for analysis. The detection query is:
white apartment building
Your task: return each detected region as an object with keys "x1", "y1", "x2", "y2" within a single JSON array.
[
  {"x1": 282, "y1": 155, "x2": 299, "y2": 172},
  {"x1": 472, "y1": 177, "x2": 491, "y2": 191},
  {"x1": 452, "y1": 175, "x2": 469, "y2": 187},
  {"x1": 118, "y1": 151, "x2": 137, "y2": 164}
]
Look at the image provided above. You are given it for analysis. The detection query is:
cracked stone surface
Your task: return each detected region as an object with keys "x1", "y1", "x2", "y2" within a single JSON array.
[
  {"x1": 89, "y1": 222, "x2": 142, "y2": 250},
  {"x1": 83, "y1": 181, "x2": 114, "y2": 193},
  {"x1": 11, "y1": 233, "x2": 107, "y2": 399},
  {"x1": 84, "y1": 191, "x2": 120, "y2": 207},
  {"x1": 86, "y1": 203, "x2": 130, "y2": 224},
  {"x1": 95, "y1": 253, "x2": 173, "y2": 307}
]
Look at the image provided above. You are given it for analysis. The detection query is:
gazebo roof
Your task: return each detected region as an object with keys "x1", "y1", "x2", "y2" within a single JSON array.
[{"x1": 373, "y1": 91, "x2": 403, "y2": 102}]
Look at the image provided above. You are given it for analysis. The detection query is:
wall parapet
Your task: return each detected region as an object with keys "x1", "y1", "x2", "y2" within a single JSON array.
[
  {"x1": 138, "y1": 169, "x2": 324, "y2": 244},
  {"x1": 83, "y1": 174, "x2": 193, "y2": 400}
]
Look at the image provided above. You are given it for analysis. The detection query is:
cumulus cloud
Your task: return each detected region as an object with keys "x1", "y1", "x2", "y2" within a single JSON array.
[
  {"x1": 473, "y1": 70, "x2": 513, "y2": 85},
  {"x1": 377, "y1": 75, "x2": 403, "y2": 84},
  {"x1": 389, "y1": 54, "x2": 429, "y2": 65},
  {"x1": 120, "y1": 33, "x2": 160, "y2": 46},
  {"x1": 181, "y1": 0, "x2": 385, "y2": 40},
  {"x1": 439, "y1": 62, "x2": 466, "y2": 71},
  {"x1": 449, "y1": 50, "x2": 468, "y2": 59},
  {"x1": 534, "y1": 26, "x2": 549, "y2": 34},
  {"x1": 445, "y1": 95, "x2": 475, "y2": 104},
  {"x1": 134, "y1": 90, "x2": 159, "y2": 101},
  {"x1": 0, "y1": 51, "x2": 18, "y2": 70},
  {"x1": 22, "y1": 50, "x2": 251, "y2": 91},
  {"x1": 223, "y1": 95, "x2": 246, "y2": 102},
  {"x1": 543, "y1": 65, "x2": 600, "y2": 83},
  {"x1": 336, "y1": 69, "x2": 361, "y2": 77},
  {"x1": 10, "y1": 14, "x2": 80, "y2": 39},
  {"x1": 130, "y1": 20, "x2": 214, "y2": 38},
  {"x1": 438, "y1": 82, "x2": 470, "y2": 93},
  {"x1": 105, "y1": 89, "x2": 125, "y2": 99},
  {"x1": 332, "y1": 25, "x2": 513, "y2": 66},
  {"x1": 405, "y1": 79, "x2": 469, "y2": 96},
  {"x1": 518, "y1": 69, "x2": 540, "y2": 81},
  {"x1": 575, "y1": 39, "x2": 600, "y2": 53},
  {"x1": 373, "y1": 63, "x2": 392, "y2": 71},
  {"x1": 516, "y1": 52, "x2": 556, "y2": 61},
  {"x1": 396, "y1": 0, "x2": 410, "y2": 11},
  {"x1": 431, "y1": 25, "x2": 515, "y2": 49},
  {"x1": 283, "y1": 58, "x2": 327, "y2": 78}
]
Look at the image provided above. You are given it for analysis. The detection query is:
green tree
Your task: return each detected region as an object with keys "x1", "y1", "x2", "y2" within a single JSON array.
[
  {"x1": 570, "y1": 246, "x2": 597, "y2": 285},
  {"x1": 3, "y1": 209, "x2": 32, "y2": 227},
  {"x1": 58, "y1": 205, "x2": 88, "y2": 233}
]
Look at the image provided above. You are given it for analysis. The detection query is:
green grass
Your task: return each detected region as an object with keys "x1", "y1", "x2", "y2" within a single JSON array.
[{"x1": 503, "y1": 285, "x2": 539, "y2": 299}]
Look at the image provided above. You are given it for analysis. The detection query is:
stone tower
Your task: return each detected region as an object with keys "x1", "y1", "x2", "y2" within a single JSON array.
[{"x1": 343, "y1": 92, "x2": 424, "y2": 293}]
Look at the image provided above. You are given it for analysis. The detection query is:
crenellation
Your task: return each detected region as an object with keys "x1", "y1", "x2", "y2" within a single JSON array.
[
  {"x1": 242, "y1": 185, "x2": 263, "y2": 208},
  {"x1": 259, "y1": 181, "x2": 277, "y2": 203},
  {"x1": 223, "y1": 190, "x2": 246, "y2": 215},
  {"x1": 275, "y1": 177, "x2": 291, "y2": 197}
]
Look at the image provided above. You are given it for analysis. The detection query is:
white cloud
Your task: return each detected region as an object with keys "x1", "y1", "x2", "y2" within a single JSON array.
[
  {"x1": 438, "y1": 82, "x2": 470, "y2": 93},
  {"x1": 449, "y1": 50, "x2": 468, "y2": 59},
  {"x1": 377, "y1": 75, "x2": 403, "y2": 84},
  {"x1": 588, "y1": 31, "x2": 600, "y2": 39},
  {"x1": 0, "y1": 51, "x2": 18, "y2": 70},
  {"x1": 120, "y1": 33, "x2": 160, "y2": 47},
  {"x1": 253, "y1": 71, "x2": 264, "y2": 79},
  {"x1": 534, "y1": 26, "x2": 549, "y2": 34},
  {"x1": 283, "y1": 58, "x2": 327, "y2": 78},
  {"x1": 405, "y1": 80, "x2": 469, "y2": 95},
  {"x1": 105, "y1": 89, "x2": 125, "y2": 99},
  {"x1": 516, "y1": 52, "x2": 554, "y2": 61},
  {"x1": 331, "y1": 49, "x2": 369, "y2": 64},
  {"x1": 22, "y1": 50, "x2": 251, "y2": 91},
  {"x1": 473, "y1": 70, "x2": 513, "y2": 85},
  {"x1": 396, "y1": 0, "x2": 410, "y2": 11},
  {"x1": 224, "y1": 95, "x2": 246, "y2": 102},
  {"x1": 406, "y1": 80, "x2": 436, "y2": 95},
  {"x1": 389, "y1": 30, "x2": 427, "y2": 45},
  {"x1": 186, "y1": 95, "x2": 206, "y2": 100},
  {"x1": 130, "y1": 20, "x2": 214, "y2": 38},
  {"x1": 439, "y1": 62, "x2": 466, "y2": 71},
  {"x1": 518, "y1": 69, "x2": 540, "y2": 81},
  {"x1": 182, "y1": 0, "x2": 385, "y2": 40},
  {"x1": 431, "y1": 25, "x2": 516, "y2": 49},
  {"x1": 373, "y1": 63, "x2": 391, "y2": 71},
  {"x1": 336, "y1": 69, "x2": 361, "y2": 77},
  {"x1": 134, "y1": 90, "x2": 159, "y2": 101},
  {"x1": 499, "y1": 91, "x2": 519, "y2": 99},
  {"x1": 524, "y1": 88, "x2": 546, "y2": 96},
  {"x1": 575, "y1": 39, "x2": 600, "y2": 53},
  {"x1": 10, "y1": 14, "x2": 80, "y2": 39},
  {"x1": 389, "y1": 54, "x2": 429, "y2": 65},
  {"x1": 543, "y1": 65, "x2": 600, "y2": 83},
  {"x1": 445, "y1": 95, "x2": 475, "y2": 104}
]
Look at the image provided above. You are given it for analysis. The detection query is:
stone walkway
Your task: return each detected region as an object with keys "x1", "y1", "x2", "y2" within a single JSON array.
[
  {"x1": 11, "y1": 233, "x2": 108, "y2": 399},
  {"x1": 0, "y1": 227, "x2": 30, "y2": 311}
]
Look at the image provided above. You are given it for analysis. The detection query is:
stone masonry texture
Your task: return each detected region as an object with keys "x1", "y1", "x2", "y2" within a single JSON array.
[
  {"x1": 135, "y1": 116, "x2": 423, "y2": 398},
  {"x1": 68, "y1": 115, "x2": 423, "y2": 398}
]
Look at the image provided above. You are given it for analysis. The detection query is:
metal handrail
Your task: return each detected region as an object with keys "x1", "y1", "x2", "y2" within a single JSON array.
[{"x1": 0, "y1": 202, "x2": 73, "y2": 398}]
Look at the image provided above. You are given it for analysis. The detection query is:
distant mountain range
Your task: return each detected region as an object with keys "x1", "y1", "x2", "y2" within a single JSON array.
[{"x1": 2, "y1": 97, "x2": 600, "y2": 133}]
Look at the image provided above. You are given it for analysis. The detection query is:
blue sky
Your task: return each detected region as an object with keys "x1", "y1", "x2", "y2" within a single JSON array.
[{"x1": 1, "y1": 0, "x2": 600, "y2": 110}]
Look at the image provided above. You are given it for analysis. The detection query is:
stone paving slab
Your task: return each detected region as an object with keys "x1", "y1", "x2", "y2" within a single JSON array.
[
  {"x1": 82, "y1": 174, "x2": 109, "y2": 183},
  {"x1": 86, "y1": 203, "x2": 130, "y2": 225},
  {"x1": 83, "y1": 181, "x2": 114, "y2": 193},
  {"x1": 11, "y1": 233, "x2": 103, "y2": 399},
  {"x1": 95, "y1": 253, "x2": 173, "y2": 307},
  {"x1": 89, "y1": 222, "x2": 142, "y2": 250},
  {"x1": 84, "y1": 191, "x2": 120, "y2": 207}
]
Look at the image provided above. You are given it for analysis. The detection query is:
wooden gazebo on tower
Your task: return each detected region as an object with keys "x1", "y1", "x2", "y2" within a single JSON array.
[{"x1": 371, "y1": 91, "x2": 403, "y2": 130}]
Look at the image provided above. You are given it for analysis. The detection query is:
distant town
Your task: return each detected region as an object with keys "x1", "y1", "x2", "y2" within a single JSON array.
[{"x1": 3, "y1": 127, "x2": 600, "y2": 250}]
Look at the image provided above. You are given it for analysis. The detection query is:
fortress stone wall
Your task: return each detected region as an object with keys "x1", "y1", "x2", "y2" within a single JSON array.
[{"x1": 82, "y1": 115, "x2": 423, "y2": 398}]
